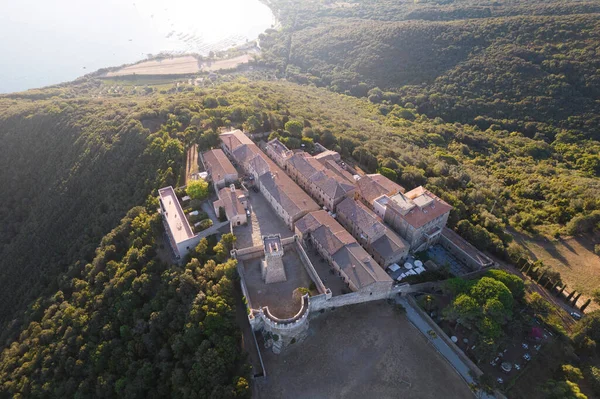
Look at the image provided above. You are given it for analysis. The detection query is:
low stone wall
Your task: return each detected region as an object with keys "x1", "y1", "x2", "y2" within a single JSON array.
[
  {"x1": 294, "y1": 239, "x2": 329, "y2": 295},
  {"x1": 234, "y1": 245, "x2": 265, "y2": 261},
  {"x1": 309, "y1": 284, "x2": 413, "y2": 312},
  {"x1": 440, "y1": 228, "x2": 494, "y2": 272},
  {"x1": 237, "y1": 262, "x2": 254, "y2": 311},
  {"x1": 263, "y1": 295, "x2": 310, "y2": 328},
  {"x1": 406, "y1": 295, "x2": 483, "y2": 378}
]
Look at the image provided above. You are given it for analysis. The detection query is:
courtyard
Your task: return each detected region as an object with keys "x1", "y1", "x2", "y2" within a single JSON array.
[
  {"x1": 235, "y1": 189, "x2": 293, "y2": 249},
  {"x1": 242, "y1": 250, "x2": 317, "y2": 319},
  {"x1": 253, "y1": 301, "x2": 474, "y2": 399}
]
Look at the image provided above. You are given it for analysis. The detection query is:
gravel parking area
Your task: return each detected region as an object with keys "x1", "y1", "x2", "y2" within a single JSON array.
[
  {"x1": 235, "y1": 191, "x2": 293, "y2": 249},
  {"x1": 254, "y1": 301, "x2": 474, "y2": 399}
]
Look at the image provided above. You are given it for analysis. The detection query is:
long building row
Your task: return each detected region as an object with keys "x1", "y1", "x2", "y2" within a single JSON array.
[{"x1": 202, "y1": 130, "x2": 454, "y2": 294}]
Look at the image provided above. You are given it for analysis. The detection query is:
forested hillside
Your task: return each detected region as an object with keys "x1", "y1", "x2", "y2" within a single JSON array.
[
  {"x1": 1, "y1": 78, "x2": 598, "y2": 328},
  {"x1": 260, "y1": 0, "x2": 600, "y2": 174},
  {"x1": 0, "y1": 93, "x2": 184, "y2": 333},
  {"x1": 0, "y1": 205, "x2": 249, "y2": 398}
]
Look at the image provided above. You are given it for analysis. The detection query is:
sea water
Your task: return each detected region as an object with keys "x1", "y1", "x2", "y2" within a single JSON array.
[{"x1": 0, "y1": 0, "x2": 275, "y2": 93}]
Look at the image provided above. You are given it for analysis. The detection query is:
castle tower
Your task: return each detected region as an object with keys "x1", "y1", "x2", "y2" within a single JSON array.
[{"x1": 261, "y1": 234, "x2": 287, "y2": 284}]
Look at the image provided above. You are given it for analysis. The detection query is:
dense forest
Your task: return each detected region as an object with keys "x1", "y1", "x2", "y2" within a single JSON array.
[
  {"x1": 0, "y1": 205, "x2": 249, "y2": 398},
  {"x1": 260, "y1": 0, "x2": 600, "y2": 175},
  {"x1": 0, "y1": 94, "x2": 185, "y2": 335}
]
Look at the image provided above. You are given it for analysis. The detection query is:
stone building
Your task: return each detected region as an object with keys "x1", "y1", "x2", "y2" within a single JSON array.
[
  {"x1": 336, "y1": 197, "x2": 409, "y2": 267},
  {"x1": 295, "y1": 211, "x2": 392, "y2": 293},
  {"x1": 213, "y1": 185, "x2": 247, "y2": 227},
  {"x1": 201, "y1": 148, "x2": 238, "y2": 188},
  {"x1": 265, "y1": 138, "x2": 293, "y2": 168},
  {"x1": 355, "y1": 173, "x2": 405, "y2": 206},
  {"x1": 158, "y1": 186, "x2": 201, "y2": 259},
  {"x1": 285, "y1": 152, "x2": 355, "y2": 212},
  {"x1": 376, "y1": 187, "x2": 453, "y2": 251},
  {"x1": 220, "y1": 131, "x2": 319, "y2": 230}
]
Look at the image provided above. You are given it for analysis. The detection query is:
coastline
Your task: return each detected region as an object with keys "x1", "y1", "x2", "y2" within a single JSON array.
[{"x1": 2, "y1": 0, "x2": 279, "y2": 94}]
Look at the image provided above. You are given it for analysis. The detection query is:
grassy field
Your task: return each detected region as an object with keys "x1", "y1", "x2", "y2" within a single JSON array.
[{"x1": 512, "y1": 231, "x2": 600, "y2": 311}]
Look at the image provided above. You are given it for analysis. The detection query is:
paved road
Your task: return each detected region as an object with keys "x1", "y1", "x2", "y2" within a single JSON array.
[{"x1": 396, "y1": 296, "x2": 496, "y2": 399}]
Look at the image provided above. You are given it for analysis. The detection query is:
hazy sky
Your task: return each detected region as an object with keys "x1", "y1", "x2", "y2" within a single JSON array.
[{"x1": 0, "y1": 0, "x2": 274, "y2": 93}]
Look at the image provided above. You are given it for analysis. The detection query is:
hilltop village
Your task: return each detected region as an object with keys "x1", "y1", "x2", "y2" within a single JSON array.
[{"x1": 158, "y1": 129, "x2": 493, "y2": 354}]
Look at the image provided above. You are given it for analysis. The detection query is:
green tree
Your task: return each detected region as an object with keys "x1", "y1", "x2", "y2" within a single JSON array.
[
  {"x1": 543, "y1": 379, "x2": 587, "y2": 399},
  {"x1": 588, "y1": 366, "x2": 600, "y2": 396},
  {"x1": 378, "y1": 166, "x2": 398, "y2": 182},
  {"x1": 470, "y1": 277, "x2": 514, "y2": 310},
  {"x1": 218, "y1": 206, "x2": 227, "y2": 222},
  {"x1": 186, "y1": 179, "x2": 209, "y2": 200},
  {"x1": 284, "y1": 120, "x2": 304, "y2": 137},
  {"x1": 562, "y1": 365, "x2": 584, "y2": 381},
  {"x1": 485, "y1": 269, "x2": 525, "y2": 300},
  {"x1": 444, "y1": 294, "x2": 480, "y2": 329}
]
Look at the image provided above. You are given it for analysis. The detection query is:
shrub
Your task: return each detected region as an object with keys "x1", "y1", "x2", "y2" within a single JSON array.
[{"x1": 187, "y1": 179, "x2": 209, "y2": 200}]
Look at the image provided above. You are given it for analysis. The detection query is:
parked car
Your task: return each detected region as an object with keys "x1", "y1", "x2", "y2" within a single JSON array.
[
  {"x1": 515, "y1": 363, "x2": 521, "y2": 371},
  {"x1": 523, "y1": 353, "x2": 531, "y2": 362},
  {"x1": 570, "y1": 312, "x2": 582, "y2": 320},
  {"x1": 252, "y1": 186, "x2": 259, "y2": 193},
  {"x1": 246, "y1": 209, "x2": 251, "y2": 218},
  {"x1": 521, "y1": 343, "x2": 529, "y2": 350}
]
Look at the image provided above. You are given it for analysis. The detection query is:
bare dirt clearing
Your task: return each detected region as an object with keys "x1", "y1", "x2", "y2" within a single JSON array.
[
  {"x1": 105, "y1": 56, "x2": 200, "y2": 77},
  {"x1": 200, "y1": 53, "x2": 253, "y2": 71},
  {"x1": 254, "y1": 301, "x2": 473, "y2": 399}
]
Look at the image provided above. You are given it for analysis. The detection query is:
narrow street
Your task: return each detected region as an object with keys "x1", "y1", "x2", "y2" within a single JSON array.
[{"x1": 396, "y1": 296, "x2": 495, "y2": 399}]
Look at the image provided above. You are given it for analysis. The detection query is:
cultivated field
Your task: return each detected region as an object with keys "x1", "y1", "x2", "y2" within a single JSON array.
[
  {"x1": 105, "y1": 56, "x2": 200, "y2": 77},
  {"x1": 104, "y1": 52, "x2": 254, "y2": 77},
  {"x1": 200, "y1": 53, "x2": 252, "y2": 71},
  {"x1": 254, "y1": 301, "x2": 473, "y2": 399},
  {"x1": 513, "y1": 231, "x2": 600, "y2": 311}
]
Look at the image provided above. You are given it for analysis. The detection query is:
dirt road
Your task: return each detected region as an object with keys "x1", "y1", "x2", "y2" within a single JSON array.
[{"x1": 185, "y1": 144, "x2": 198, "y2": 185}]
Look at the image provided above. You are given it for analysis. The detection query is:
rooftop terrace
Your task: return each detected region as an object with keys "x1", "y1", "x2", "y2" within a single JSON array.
[{"x1": 158, "y1": 186, "x2": 195, "y2": 243}]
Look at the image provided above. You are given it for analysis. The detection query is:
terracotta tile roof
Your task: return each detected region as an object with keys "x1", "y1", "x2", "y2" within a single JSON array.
[
  {"x1": 220, "y1": 129, "x2": 253, "y2": 152},
  {"x1": 371, "y1": 232, "x2": 409, "y2": 261},
  {"x1": 259, "y1": 172, "x2": 319, "y2": 220},
  {"x1": 249, "y1": 153, "x2": 271, "y2": 177},
  {"x1": 288, "y1": 151, "x2": 355, "y2": 202},
  {"x1": 266, "y1": 139, "x2": 292, "y2": 159},
  {"x1": 321, "y1": 159, "x2": 355, "y2": 183},
  {"x1": 332, "y1": 243, "x2": 392, "y2": 288},
  {"x1": 215, "y1": 187, "x2": 246, "y2": 220},
  {"x1": 202, "y1": 149, "x2": 237, "y2": 182},
  {"x1": 297, "y1": 211, "x2": 390, "y2": 288},
  {"x1": 232, "y1": 144, "x2": 261, "y2": 166},
  {"x1": 314, "y1": 150, "x2": 340, "y2": 163},
  {"x1": 357, "y1": 174, "x2": 405, "y2": 203},
  {"x1": 312, "y1": 170, "x2": 356, "y2": 202},
  {"x1": 287, "y1": 152, "x2": 322, "y2": 178},
  {"x1": 337, "y1": 198, "x2": 409, "y2": 261},
  {"x1": 391, "y1": 187, "x2": 453, "y2": 229},
  {"x1": 336, "y1": 198, "x2": 386, "y2": 241}
]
